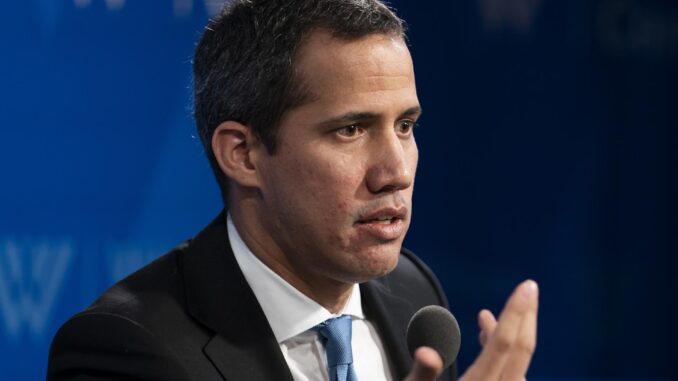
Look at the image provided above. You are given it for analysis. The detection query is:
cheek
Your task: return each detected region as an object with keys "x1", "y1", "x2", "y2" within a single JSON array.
[
  {"x1": 310, "y1": 156, "x2": 363, "y2": 215},
  {"x1": 272, "y1": 149, "x2": 364, "y2": 223}
]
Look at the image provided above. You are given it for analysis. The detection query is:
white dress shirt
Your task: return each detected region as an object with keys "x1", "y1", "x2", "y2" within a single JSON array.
[{"x1": 227, "y1": 214, "x2": 394, "y2": 381}]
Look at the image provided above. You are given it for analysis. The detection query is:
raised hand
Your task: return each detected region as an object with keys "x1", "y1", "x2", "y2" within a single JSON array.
[{"x1": 404, "y1": 280, "x2": 539, "y2": 381}]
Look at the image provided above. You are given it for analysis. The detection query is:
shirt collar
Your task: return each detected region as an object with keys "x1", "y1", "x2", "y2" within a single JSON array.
[{"x1": 227, "y1": 213, "x2": 364, "y2": 343}]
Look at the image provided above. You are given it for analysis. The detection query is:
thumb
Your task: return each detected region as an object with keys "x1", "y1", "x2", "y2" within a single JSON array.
[{"x1": 403, "y1": 347, "x2": 444, "y2": 381}]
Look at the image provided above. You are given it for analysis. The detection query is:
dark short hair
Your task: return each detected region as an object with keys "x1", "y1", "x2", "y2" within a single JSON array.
[{"x1": 192, "y1": 0, "x2": 405, "y2": 198}]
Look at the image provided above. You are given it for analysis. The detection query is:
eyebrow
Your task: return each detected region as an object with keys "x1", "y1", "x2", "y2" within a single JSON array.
[{"x1": 317, "y1": 106, "x2": 422, "y2": 127}]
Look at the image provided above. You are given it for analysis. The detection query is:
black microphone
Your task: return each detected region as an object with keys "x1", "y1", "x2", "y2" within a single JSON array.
[{"x1": 406, "y1": 305, "x2": 461, "y2": 369}]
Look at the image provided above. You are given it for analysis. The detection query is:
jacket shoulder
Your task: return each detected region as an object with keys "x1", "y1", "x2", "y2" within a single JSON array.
[
  {"x1": 48, "y1": 309, "x2": 192, "y2": 380},
  {"x1": 83, "y1": 246, "x2": 187, "y2": 324},
  {"x1": 48, "y1": 243, "x2": 219, "y2": 381}
]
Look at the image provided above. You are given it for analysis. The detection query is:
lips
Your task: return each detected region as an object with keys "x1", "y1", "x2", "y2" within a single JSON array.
[
  {"x1": 356, "y1": 206, "x2": 407, "y2": 223},
  {"x1": 355, "y1": 207, "x2": 408, "y2": 240}
]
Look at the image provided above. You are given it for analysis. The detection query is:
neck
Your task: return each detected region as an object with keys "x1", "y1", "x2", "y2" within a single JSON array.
[{"x1": 229, "y1": 199, "x2": 353, "y2": 314}]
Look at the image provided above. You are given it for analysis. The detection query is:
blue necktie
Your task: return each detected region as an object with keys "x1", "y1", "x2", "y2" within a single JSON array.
[{"x1": 315, "y1": 315, "x2": 359, "y2": 381}]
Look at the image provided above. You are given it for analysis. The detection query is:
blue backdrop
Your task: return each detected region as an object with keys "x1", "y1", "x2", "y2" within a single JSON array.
[{"x1": 1, "y1": 0, "x2": 676, "y2": 380}]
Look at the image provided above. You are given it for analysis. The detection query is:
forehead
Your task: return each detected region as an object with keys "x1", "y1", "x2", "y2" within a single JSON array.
[{"x1": 294, "y1": 30, "x2": 416, "y2": 102}]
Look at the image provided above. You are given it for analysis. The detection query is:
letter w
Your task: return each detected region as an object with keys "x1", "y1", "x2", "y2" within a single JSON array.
[{"x1": 0, "y1": 239, "x2": 72, "y2": 339}]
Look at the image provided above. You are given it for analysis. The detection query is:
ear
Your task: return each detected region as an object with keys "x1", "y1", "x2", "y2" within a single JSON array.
[{"x1": 211, "y1": 121, "x2": 262, "y2": 188}]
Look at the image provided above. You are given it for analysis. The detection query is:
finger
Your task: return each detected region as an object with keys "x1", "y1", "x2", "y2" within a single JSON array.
[
  {"x1": 403, "y1": 347, "x2": 443, "y2": 381},
  {"x1": 500, "y1": 285, "x2": 539, "y2": 381},
  {"x1": 478, "y1": 309, "x2": 497, "y2": 347},
  {"x1": 464, "y1": 280, "x2": 538, "y2": 381}
]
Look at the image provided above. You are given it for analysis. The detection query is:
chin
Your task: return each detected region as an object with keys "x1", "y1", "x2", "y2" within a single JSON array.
[{"x1": 341, "y1": 243, "x2": 402, "y2": 283}]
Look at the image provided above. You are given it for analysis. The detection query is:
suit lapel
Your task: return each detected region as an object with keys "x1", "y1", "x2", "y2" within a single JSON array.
[
  {"x1": 182, "y1": 212, "x2": 294, "y2": 381},
  {"x1": 361, "y1": 277, "x2": 417, "y2": 380}
]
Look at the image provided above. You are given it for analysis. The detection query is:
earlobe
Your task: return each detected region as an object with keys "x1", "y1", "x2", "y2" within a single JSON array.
[{"x1": 211, "y1": 121, "x2": 261, "y2": 188}]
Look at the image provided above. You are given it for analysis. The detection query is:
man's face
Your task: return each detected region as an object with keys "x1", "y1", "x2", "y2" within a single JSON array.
[{"x1": 255, "y1": 30, "x2": 420, "y2": 285}]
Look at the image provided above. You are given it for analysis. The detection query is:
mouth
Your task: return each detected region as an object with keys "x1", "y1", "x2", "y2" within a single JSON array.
[
  {"x1": 360, "y1": 216, "x2": 400, "y2": 224},
  {"x1": 354, "y1": 207, "x2": 408, "y2": 240},
  {"x1": 356, "y1": 206, "x2": 407, "y2": 224}
]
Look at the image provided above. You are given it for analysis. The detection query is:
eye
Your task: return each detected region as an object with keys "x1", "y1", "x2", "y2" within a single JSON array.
[
  {"x1": 336, "y1": 124, "x2": 365, "y2": 138},
  {"x1": 396, "y1": 120, "x2": 416, "y2": 135}
]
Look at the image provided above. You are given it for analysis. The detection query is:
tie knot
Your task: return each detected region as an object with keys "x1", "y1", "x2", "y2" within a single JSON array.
[{"x1": 316, "y1": 315, "x2": 353, "y2": 366}]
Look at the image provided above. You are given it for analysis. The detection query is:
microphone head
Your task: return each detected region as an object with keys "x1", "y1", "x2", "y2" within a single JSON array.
[{"x1": 406, "y1": 305, "x2": 461, "y2": 369}]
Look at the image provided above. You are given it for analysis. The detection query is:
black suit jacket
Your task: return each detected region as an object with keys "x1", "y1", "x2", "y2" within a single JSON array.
[{"x1": 48, "y1": 213, "x2": 455, "y2": 381}]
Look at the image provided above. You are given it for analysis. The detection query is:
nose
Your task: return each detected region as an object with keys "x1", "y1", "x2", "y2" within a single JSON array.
[{"x1": 365, "y1": 129, "x2": 417, "y2": 194}]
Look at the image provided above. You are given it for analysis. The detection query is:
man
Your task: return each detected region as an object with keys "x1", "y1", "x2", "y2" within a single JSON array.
[{"x1": 48, "y1": 1, "x2": 538, "y2": 380}]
